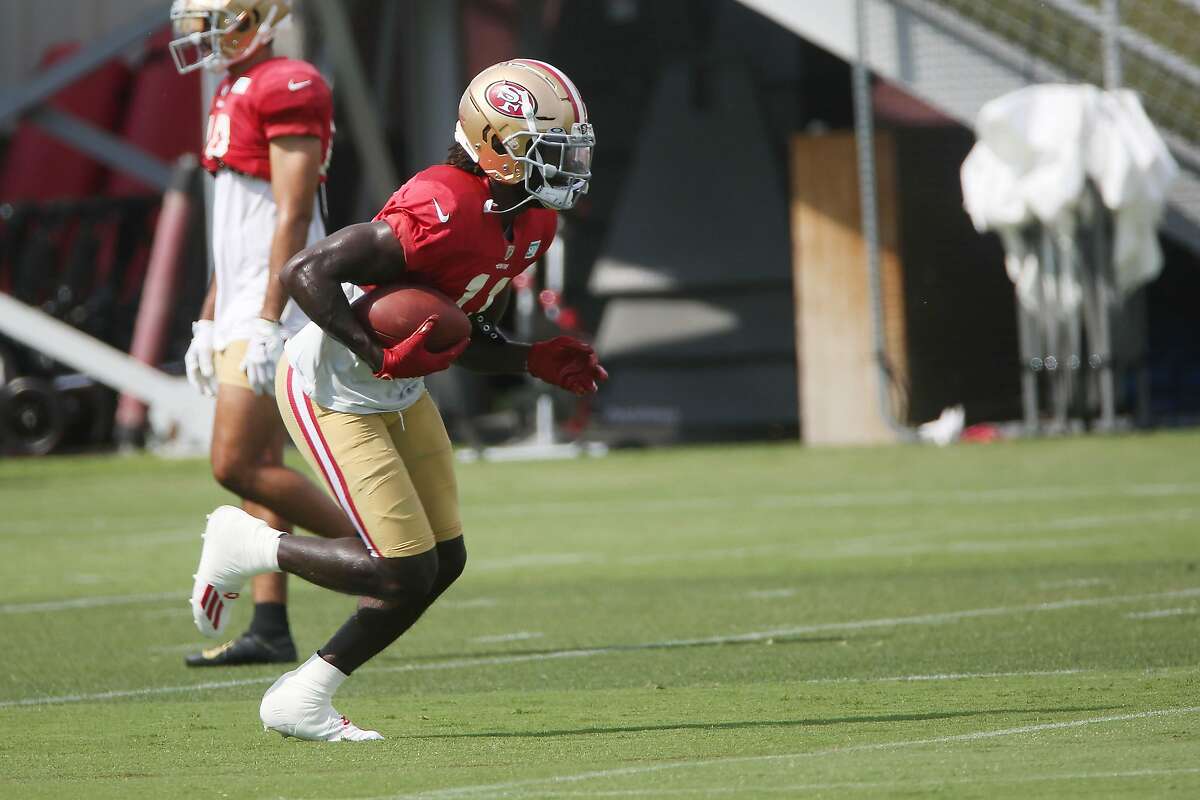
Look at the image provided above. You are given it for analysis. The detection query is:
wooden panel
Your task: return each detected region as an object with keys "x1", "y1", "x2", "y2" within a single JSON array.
[{"x1": 791, "y1": 132, "x2": 908, "y2": 445}]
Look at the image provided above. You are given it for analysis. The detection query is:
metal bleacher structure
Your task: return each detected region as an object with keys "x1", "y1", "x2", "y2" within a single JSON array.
[
  {"x1": 591, "y1": 0, "x2": 1200, "y2": 444},
  {"x1": 736, "y1": 0, "x2": 1200, "y2": 246}
]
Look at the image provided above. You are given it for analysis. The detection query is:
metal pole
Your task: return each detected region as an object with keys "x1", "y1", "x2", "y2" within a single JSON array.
[
  {"x1": 1089, "y1": 204, "x2": 1116, "y2": 429},
  {"x1": 1098, "y1": 3, "x2": 1122, "y2": 429},
  {"x1": 28, "y1": 107, "x2": 172, "y2": 192},
  {"x1": 852, "y1": 0, "x2": 911, "y2": 439},
  {"x1": 0, "y1": 3, "x2": 170, "y2": 125},
  {"x1": 401, "y1": 0, "x2": 461, "y2": 175},
  {"x1": 1102, "y1": 0, "x2": 1123, "y2": 89},
  {"x1": 114, "y1": 157, "x2": 199, "y2": 446},
  {"x1": 308, "y1": 0, "x2": 401, "y2": 209},
  {"x1": 1013, "y1": 246, "x2": 1041, "y2": 433}
]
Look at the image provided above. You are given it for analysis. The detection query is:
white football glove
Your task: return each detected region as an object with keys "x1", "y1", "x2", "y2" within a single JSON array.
[
  {"x1": 240, "y1": 317, "x2": 286, "y2": 396},
  {"x1": 184, "y1": 320, "x2": 217, "y2": 397}
]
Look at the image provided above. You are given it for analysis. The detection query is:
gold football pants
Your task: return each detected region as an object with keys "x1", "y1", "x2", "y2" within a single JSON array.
[{"x1": 276, "y1": 362, "x2": 462, "y2": 558}]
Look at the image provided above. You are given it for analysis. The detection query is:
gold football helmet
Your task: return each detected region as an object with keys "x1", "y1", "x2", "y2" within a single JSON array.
[
  {"x1": 169, "y1": 0, "x2": 290, "y2": 74},
  {"x1": 455, "y1": 59, "x2": 595, "y2": 212}
]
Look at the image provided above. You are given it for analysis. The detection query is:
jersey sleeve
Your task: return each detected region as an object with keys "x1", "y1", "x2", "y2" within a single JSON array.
[
  {"x1": 256, "y1": 68, "x2": 332, "y2": 141},
  {"x1": 373, "y1": 180, "x2": 465, "y2": 274}
]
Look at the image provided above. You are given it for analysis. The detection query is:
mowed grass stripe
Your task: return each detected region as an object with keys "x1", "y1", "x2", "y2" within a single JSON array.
[
  {"x1": 504, "y1": 767, "x2": 1200, "y2": 797},
  {"x1": 374, "y1": 707, "x2": 1200, "y2": 800},
  {"x1": 5, "y1": 587, "x2": 1195, "y2": 708},
  {"x1": 3, "y1": 435, "x2": 1199, "y2": 799},
  {"x1": 3, "y1": 504, "x2": 1194, "y2": 609}
]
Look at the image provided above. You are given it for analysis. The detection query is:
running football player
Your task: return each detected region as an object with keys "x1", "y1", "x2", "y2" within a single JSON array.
[
  {"x1": 189, "y1": 60, "x2": 604, "y2": 740},
  {"x1": 171, "y1": 0, "x2": 359, "y2": 667}
]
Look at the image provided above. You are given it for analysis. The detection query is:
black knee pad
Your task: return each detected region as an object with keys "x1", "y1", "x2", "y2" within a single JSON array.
[{"x1": 373, "y1": 548, "x2": 439, "y2": 603}]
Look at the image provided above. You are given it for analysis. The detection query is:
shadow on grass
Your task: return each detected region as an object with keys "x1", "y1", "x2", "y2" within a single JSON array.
[{"x1": 406, "y1": 706, "x2": 1122, "y2": 740}]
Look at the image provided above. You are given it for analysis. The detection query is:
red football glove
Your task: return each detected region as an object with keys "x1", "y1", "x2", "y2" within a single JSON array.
[
  {"x1": 374, "y1": 315, "x2": 470, "y2": 380},
  {"x1": 527, "y1": 336, "x2": 609, "y2": 396}
]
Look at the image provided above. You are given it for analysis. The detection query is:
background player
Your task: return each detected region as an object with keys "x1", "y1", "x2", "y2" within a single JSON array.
[
  {"x1": 171, "y1": 0, "x2": 358, "y2": 667},
  {"x1": 189, "y1": 59, "x2": 605, "y2": 740}
]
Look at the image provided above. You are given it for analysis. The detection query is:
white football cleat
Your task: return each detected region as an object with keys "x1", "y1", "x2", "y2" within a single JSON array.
[
  {"x1": 190, "y1": 505, "x2": 279, "y2": 638},
  {"x1": 260, "y1": 657, "x2": 383, "y2": 742}
]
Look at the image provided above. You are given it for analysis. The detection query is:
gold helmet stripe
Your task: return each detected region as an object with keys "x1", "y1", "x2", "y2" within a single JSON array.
[{"x1": 511, "y1": 58, "x2": 588, "y2": 125}]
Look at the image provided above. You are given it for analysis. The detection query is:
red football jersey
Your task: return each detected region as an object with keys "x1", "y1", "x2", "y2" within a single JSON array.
[
  {"x1": 201, "y1": 57, "x2": 332, "y2": 182},
  {"x1": 374, "y1": 165, "x2": 558, "y2": 315}
]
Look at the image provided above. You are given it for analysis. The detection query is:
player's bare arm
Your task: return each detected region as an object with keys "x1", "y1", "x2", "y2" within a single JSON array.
[
  {"x1": 280, "y1": 221, "x2": 407, "y2": 372},
  {"x1": 261, "y1": 135, "x2": 323, "y2": 322}
]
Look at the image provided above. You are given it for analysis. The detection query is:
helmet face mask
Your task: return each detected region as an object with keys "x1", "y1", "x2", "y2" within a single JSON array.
[
  {"x1": 507, "y1": 124, "x2": 594, "y2": 210},
  {"x1": 455, "y1": 60, "x2": 595, "y2": 212},
  {"x1": 169, "y1": 1, "x2": 288, "y2": 75}
]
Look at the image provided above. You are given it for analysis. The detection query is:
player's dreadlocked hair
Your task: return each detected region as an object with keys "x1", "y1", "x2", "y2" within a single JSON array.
[{"x1": 446, "y1": 143, "x2": 486, "y2": 177}]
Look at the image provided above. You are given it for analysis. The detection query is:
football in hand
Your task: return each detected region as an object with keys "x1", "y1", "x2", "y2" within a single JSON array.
[{"x1": 351, "y1": 284, "x2": 471, "y2": 353}]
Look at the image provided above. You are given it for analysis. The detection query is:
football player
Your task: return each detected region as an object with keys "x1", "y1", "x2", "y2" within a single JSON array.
[
  {"x1": 171, "y1": 0, "x2": 359, "y2": 667},
  {"x1": 189, "y1": 60, "x2": 605, "y2": 740}
]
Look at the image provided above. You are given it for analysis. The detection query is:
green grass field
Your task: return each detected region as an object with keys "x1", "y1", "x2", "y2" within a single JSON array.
[{"x1": 2, "y1": 433, "x2": 1199, "y2": 798}]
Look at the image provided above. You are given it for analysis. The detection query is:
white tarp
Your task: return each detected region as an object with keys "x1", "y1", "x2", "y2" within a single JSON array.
[{"x1": 961, "y1": 84, "x2": 1177, "y2": 310}]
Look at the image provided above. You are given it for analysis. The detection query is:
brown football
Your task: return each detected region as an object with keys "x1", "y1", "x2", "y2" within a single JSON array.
[{"x1": 351, "y1": 284, "x2": 471, "y2": 353}]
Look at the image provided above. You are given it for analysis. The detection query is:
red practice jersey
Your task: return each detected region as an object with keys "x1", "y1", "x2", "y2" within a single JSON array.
[
  {"x1": 374, "y1": 165, "x2": 558, "y2": 315},
  {"x1": 202, "y1": 57, "x2": 332, "y2": 182}
]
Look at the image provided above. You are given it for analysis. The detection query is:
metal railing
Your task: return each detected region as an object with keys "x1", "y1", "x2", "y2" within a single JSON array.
[{"x1": 932, "y1": 0, "x2": 1200, "y2": 155}]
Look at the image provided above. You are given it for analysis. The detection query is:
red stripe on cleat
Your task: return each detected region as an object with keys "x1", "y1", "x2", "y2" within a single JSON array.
[
  {"x1": 201, "y1": 584, "x2": 214, "y2": 607},
  {"x1": 213, "y1": 600, "x2": 224, "y2": 630}
]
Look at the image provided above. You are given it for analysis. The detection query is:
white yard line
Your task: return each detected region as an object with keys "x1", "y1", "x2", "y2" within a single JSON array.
[
  {"x1": 2, "y1": 483, "x2": 1194, "y2": 539},
  {"x1": 375, "y1": 707, "x2": 1200, "y2": 799},
  {"x1": 0, "y1": 591, "x2": 180, "y2": 614},
  {"x1": 472, "y1": 632, "x2": 545, "y2": 644},
  {"x1": 474, "y1": 484, "x2": 1200, "y2": 519},
  {"x1": 491, "y1": 532, "x2": 1122, "y2": 573},
  {"x1": 510, "y1": 767, "x2": 1200, "y2": 797},
  {"x1": 1125, "y1": 607, "x2": 1197, "y2": 620},
  {"x1": 799, "y1": 668, "x2": 1087, "y2": 685},
  {"x1": 0, "y1": 514, "x2": 1180, "y2": 615},
  {"x1": 747, "y1": 589, "x2": 797, "y2": 600},
  {"x1": 3, "y1": 587, "x2": 1195, "y2": 709}
]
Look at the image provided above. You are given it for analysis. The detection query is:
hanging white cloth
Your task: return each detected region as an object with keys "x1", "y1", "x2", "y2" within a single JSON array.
[{"x1": 960, "y1": 84, "x2": 1177, "y2": 310}]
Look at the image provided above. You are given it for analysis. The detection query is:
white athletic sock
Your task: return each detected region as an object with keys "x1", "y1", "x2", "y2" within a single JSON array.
[
  {"x1": 295, "y1": 653, "x2": 348, "y2": 700},
  {"x1": 242, "y1": 524, "x2": 284, "y2": 574}
]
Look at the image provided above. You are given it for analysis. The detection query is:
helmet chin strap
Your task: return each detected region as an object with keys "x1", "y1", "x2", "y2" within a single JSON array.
[{"x1": 483, "y1": 194, "x2": 539, "y2": 215}]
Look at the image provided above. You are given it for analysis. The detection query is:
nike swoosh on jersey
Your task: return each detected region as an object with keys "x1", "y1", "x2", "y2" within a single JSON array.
[
  {"x1": 432, "y1": 198, "x2": 451, "y2": 223},
  {"x1": 288, "y1": 79, "x2": 313, "y2": 91}
]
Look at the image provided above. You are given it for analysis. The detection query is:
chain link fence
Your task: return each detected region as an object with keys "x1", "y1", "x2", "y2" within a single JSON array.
[{"x1": 931, "y1": 0, "x2": 1200, "y2": 163}]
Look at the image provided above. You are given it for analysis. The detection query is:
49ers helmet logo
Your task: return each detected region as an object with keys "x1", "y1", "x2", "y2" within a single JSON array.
[{"x1": 485, "y1": 81, "x2": 537, "y2": 118}]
